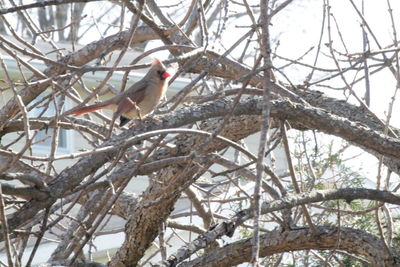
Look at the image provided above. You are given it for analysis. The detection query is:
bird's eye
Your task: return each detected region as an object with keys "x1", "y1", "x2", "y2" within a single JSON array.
[{"x1": 157, "y1": 70, "x2": 166, "y2": 80}]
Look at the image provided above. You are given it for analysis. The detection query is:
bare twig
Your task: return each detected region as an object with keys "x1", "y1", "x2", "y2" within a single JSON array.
[
  {"x1": 0, "y1": 0, "x2": 100, "y2": 15},
  {"x1": 0, "y1": 185, "x2": 14, "y2": 267}
]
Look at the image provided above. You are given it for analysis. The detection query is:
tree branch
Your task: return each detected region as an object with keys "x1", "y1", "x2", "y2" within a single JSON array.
[
  {"x1": 162, "y1": 188, "x2": 400, "y2": 266},
  {"x1": 0, "y1": 26, "x2": 174, "y2": 124},
  {"x1": 4, "y1": 95, "x2": 400, "y2": 240},
  {"x1": 179, "y1": 226, "x2": 398, "y2": 267},
  {"x1": 0, "y1": 0, "x2": 101, "y2": 15}
]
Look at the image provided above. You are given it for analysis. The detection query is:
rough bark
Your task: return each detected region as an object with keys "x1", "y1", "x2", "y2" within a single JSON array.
[
  {"x1": 1, "y1": 3, "x2": 400, "y2": 265},
  {"x1": 4, "y1": 96, "x2": 400, "y2": 240},
  {"x1": 180, "y1": 226, "x2": 399, "y2": 267}
]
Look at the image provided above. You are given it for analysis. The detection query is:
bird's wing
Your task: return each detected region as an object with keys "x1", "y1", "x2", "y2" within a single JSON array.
[
  {"x1": 124, "y1": 80, "x2": 148, "y2": 101},
  {"x1": 116, "y1": 81, "x2": 147, "y2": 115}
]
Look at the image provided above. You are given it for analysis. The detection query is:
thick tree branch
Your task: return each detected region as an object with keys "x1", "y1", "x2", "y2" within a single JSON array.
[
  {"x1": 179, "y1": 226, "x2": 398, "y2": 267},
  {"x1": 4, "y1": 95, "x2": 400, "y2": 240},
  {"x1": 2, "y1": 2, "x2": 399, "y2": 266},
  {"x1": 162, "y1": 188, "x2": 400, "y2": 266},
  {"x1": 0, "y1": 172, "x2": 48, "y2": 189},
  {"x1": 0, "y1": 183, "x2": 49, "y2": 200}
]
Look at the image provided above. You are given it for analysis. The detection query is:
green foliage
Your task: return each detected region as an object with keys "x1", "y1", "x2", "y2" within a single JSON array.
[
  {"x1": 287, "y1": 132, "x2": 399, "y2": 265},
  {"x1": 238, "y1": 226, "x2": 253, "y2": 239},
  {"x1": 342, "y1": 256, "x2": 369, "y2": 267}
]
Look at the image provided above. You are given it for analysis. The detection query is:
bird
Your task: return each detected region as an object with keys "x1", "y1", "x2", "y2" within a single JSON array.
[{"x1": 71, "y1": 58, "x2": 171, "y2": 127}]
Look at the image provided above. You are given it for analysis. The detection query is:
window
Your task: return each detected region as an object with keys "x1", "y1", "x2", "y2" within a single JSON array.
[
  {"x1": 35, "y1": 125, "x2": 68, "y2": 149},
  {"x1": 30, "y1": 95, "x2": 73, "y2": 154}
]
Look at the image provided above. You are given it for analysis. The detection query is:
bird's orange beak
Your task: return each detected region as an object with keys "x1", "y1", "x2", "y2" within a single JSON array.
[{"x1": 162, "y1": 72, "x2": 171, "y2": 79}]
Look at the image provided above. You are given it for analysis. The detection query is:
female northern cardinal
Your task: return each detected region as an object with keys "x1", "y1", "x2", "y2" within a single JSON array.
[{"x1": 71, "y1": 58, "x2": 171, "y2": 126}]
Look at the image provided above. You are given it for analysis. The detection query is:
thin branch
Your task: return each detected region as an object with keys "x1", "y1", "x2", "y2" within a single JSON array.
[
  {"x1": 25, "y1": 208, "x2": 50, "y2": 266},
  {"x1": 281, "y1": 122, "x2": 315, "y2": 233},
  {"x1": 252, "y1": 0, "x2": 272, "y2": 264},
  {"x1": 0, "y1": 0, "x2": 101, "y2": 15},
  {"x1": 0, "y1": 185, "x2": 14, "y2": 267}
]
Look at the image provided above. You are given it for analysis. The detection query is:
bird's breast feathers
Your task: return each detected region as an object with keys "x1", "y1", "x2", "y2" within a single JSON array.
[{"x1": 139, "y1": 83, "x2": 166, "y2": 109}]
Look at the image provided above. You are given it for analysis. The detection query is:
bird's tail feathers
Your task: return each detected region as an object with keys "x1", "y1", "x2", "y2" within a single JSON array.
[{"x1": 71, "y1": 103, "x2": 110, "y2": 116}]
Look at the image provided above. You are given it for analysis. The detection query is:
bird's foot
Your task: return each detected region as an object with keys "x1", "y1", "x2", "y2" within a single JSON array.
[
  {"x1": 125, "y1": 119, "x2": 143, "y2": 128},
  {"x1": 146, "y1": 116, "x2": 162, "y2": 123}
]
